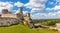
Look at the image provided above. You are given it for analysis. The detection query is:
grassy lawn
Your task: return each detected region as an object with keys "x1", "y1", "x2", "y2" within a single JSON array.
[{"x1": 0, "y1": 24, "x2": 60, "y2": 33}]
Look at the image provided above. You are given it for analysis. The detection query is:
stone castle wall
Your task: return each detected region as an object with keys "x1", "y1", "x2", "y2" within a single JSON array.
[
  {"x1": 1, "y1": 14, "x2": 17, "y2": 18},
  {"x1": 0, "y1": 7, "x2": 32, "y2": 26},
  {"x1": 0, "y1": 18, "x2": 19, "y2": 26},
  {"x1": 0, "y1": 8, "x2": 23, "y2": 26}
]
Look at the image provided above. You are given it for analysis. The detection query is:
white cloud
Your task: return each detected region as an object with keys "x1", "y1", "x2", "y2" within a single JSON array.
[
  {"x1": 51, "y1": 14, "x2": 56, "y2": 16},
  {"x1": 0, "y1": 2, "x2": 13, "y2": 11},
  {"x1": 14, "y1": 2, "x2": 24, "y2": 7},
  {"x1": 49, "y1": 2, "x2": 54, "y2": 5},
  {"x1": 28, "y1": 0, "x2": 60, "y2": 19},
  {"x1": 25, "y1": 0, "x2": 47, "y2": 13},
  {"x1": 46, "y1": 5, "x2": 60, "y2": 11},
  {"x1": 15, "y1": 10, "x2": 28, "y2": 15},
  {"x1": 23, "y1": 11, "x2": 28, "y2": 14},
  {"x1": 31, "y1": 7, "x2": 44, "y2": 13},
  {"x1": 56, "y1": 0, "x2": 60, "y2": 2},
  {"x1": 54, "y1": 5, "x2": 60, "y2": 10},
  {"x1": 25, "y1": 0, "x2": 60, "y2": 19},
  {"x1": 57, "y1": 11, "x2": 60, "y2": 14},
  {"x1": 56, "y1": 0, "x2": 60, "y2": 5},
  {"x1": 46, "y1": 8, "x2": 54, "y2": 11},
  {"x1": 0, "y1": 1, "x2": 24, "y2": 14},
  {"x1": 31, "y1": 13, "x2": 47, "y2": 19},
  {"x1": 24, "y1": 0, "x2": 60, "y2": 19},
  {"x1": 15, "y1": 10, "x2": 20, "y2": 14},
  {"x1": 31, "y1": 12, "x2": 60, "y2": 19}
]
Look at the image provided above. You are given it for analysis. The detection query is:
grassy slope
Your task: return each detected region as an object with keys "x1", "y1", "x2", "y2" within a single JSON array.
[{"x1": 0, "y1": 24, "x2": 60, "y2": 33}]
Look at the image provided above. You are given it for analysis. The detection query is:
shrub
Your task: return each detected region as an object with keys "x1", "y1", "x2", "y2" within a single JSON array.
[{"x1": 43, "y1": 21, "x2": 56, "y2": 26}]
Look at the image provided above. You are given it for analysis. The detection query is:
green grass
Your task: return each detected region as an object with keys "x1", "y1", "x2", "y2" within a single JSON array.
[{"x1": 0, "y1": 24, "x2": 60, "y2": 33}]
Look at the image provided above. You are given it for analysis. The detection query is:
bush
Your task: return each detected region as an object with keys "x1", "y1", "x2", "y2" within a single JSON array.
[{"x1": 43, "y1": 21, "x2": 56, "y2": 26}]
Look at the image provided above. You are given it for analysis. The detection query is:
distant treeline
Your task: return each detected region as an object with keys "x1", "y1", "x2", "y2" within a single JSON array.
[{"x1": 32, "y1": 19, "x2": 60, "y2": 26}]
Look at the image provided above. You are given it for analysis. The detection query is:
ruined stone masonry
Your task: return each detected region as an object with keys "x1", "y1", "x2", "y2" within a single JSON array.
[{"x1": 0, "y1": 7, "x2": 32, "y2": 26}]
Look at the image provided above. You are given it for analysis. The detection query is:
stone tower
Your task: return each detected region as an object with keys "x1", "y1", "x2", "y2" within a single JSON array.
[
  {"x1": 2, "y1": 9, "x2": 8, "y2": 14},
  {"x1": 18, "y1": 7, "x2": 22, "y2": 14},
  {"x1": 26, "y1": 13, "x2": 30, "y2": 17},
  {"x1": 2, "y1": 9, "x2": 11, "y2": 14},
  {"x1": 26, "y1": 13, "x2": 32, "y2": 22},
  {"x1": 24, "y1": 13, "x2": 32, "y2": 27},
  {"x1": 16, "y1": 7, "x2": 23, "y2": 20},
  {"x1": 24, "y1": 13, "x2": 32, "y2": 23}
]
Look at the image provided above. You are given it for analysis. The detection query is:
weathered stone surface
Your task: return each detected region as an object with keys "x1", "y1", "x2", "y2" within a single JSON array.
[{"x1": 0, "y1": 18, "x2": 19, "y2": 26}]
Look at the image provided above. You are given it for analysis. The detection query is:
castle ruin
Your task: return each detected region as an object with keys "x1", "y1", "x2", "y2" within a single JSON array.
[{"x1": 0, "y1": 7, "x2": 32, "y2": 26}]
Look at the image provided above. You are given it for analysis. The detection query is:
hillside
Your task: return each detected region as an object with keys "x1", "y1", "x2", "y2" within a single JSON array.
[{"x1": 0, "y1": 24, "x2": 60, "y2": 33}]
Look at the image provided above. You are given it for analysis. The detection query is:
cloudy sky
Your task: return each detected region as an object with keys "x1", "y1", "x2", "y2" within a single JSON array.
[{"x1": 0, "y1": 0, "x2": 60, "y2": 19}]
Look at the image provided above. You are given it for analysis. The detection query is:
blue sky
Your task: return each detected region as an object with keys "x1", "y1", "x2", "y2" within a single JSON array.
[{"x1": 0, "y1": 0, "x2": 60, "y2": 19}]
